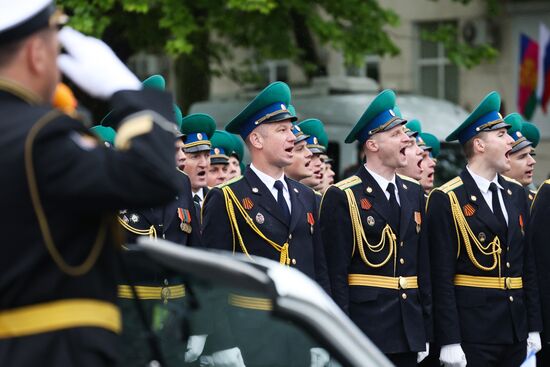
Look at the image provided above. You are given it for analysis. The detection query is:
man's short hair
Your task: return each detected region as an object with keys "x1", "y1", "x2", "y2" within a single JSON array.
[{"x1": 0, "y1": 39, "x2": 24, "y2": 68}]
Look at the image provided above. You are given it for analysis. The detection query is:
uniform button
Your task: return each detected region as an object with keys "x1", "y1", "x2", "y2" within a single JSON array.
[
  {"x1": 399, "y1": 258, "x2": 405, "y2": 265},
  {"x1": 400, "y1": 241, "x2": 404, "y2": 247},
  {"x1": 507, "y1": 247, "x2": 510, "y2": 252},
  {"x1": 288, "y1": 234, "x2": 293, "y2": 240},
  {"x1": 291, "y1": 258, "x2": 296, "y2": 265},
  {"x1": 509, "y1": 296, "x2": 514, "y2": 302},
  {"x1": 401, "y1": 293, "x2": 407, "y2": 300},
  {"x1": 506, "y1": 262, "x2": 510, "y2": 268}
]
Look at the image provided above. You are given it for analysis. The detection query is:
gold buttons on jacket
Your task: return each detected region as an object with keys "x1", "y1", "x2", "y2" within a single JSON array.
[
  {"x1": 291, "y1": 258, "x2": 296, "y2": 265},
  {"x1": 509, "y1": 296, "x2": 514, "y2": 302},
  {"x1": 401, "y1": 293, "x2": 407, "y2": 300},
  {"x1": 399, "y1": 258, "x2": 405, "y2": 265},
  {"x1": 506, "y1": 262, "x2": 510, "y2": 268},
  {"x1": 288, "y1": 234, "x2": 293, "y2": 240}
]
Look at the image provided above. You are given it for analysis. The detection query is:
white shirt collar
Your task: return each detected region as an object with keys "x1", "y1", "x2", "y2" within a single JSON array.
[
  {"x1": 192, "y1": 188, "x2": 205, "y2": 201},
  {"x1": 250, "y1": 163, "x2": 287, "y2": 191},
  {"x1": 466, "y1": 166, "x2": 503, "y2": 194},
  {"x1": 365, "y1": 164, "x2": 397, "y2": 193}
]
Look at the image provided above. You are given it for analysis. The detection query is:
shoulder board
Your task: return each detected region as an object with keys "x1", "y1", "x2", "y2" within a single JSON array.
[
  {"x1": 217, "y1": 175, "x2": 243, "y2": 188},
  {"x1": 544, "y1": 179, "x2": 550, "y2": 186},
  {"x1": 334, "y1": 175, "x2": 362, "y2": 190},
  {"x1": 397, "y1": 174, "x2": 420, "y2": 185},
  {"x1": 437, "y1": 176, "x2": 463, "y2": 193},
  {"x1": 501, "y1": 175, "x2": 522, "y2": 187}
]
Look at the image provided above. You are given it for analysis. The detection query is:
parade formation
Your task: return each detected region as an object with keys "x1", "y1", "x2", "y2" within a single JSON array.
[{"x1": 1, "y1": 1, "x2": 550, "y2": 367}]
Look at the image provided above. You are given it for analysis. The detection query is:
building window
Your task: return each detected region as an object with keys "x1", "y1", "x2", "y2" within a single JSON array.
[
  {"x1": 258, "y1": 60, "x2": 290, "y2": 84},
  {"x1": 345, "y1": 55, "x2": 380, "y2": 83},
  {"x1": 417, "y1": 21, "x2": 459, "y2": 103}
]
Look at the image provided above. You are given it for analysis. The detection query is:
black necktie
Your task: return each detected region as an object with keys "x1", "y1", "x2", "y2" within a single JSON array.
[
  {"x1": 386, "y1": 182, "x2": 400, "y2": 233},
  {"x1": 489, "y1": 183, "x2": 507, "y2": 228},
  {"x1": 193, "y1": 194, "x2": 201, "y2": 206},
  {"x1": 274, "y1": 180, "x2": 291, "y2": 225}
]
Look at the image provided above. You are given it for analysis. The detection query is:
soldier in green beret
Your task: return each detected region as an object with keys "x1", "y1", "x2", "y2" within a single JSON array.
[
  {"x1": 502, "y1": 113, "x2": 538, "y2": 204},
  {"x1": 207, "y1": 130, "x2": 232, "y2": 186},
  {"x1": 298, "y1": 118, "x2": 328, "y2": 192},
  {"x1": 396, "y1": 118, "x2": 424, "y2": 182}
]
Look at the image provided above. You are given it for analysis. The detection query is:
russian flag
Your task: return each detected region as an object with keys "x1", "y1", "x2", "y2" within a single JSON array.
[
  {"x1": 518, "y1": 34, "x2": 539, "y2": 119},
  {"x1": 537, "y1": 23, "x2": 550, "y2": 114}
]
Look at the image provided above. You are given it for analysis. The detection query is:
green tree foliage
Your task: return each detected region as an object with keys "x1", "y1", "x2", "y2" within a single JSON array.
[{"x1": 58, "y1": 0, "x2": 498, "y2": 112}]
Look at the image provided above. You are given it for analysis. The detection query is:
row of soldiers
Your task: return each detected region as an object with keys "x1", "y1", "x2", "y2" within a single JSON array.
[
  {"x1": 89, "y1": 72, "x2": 549, "y2": 367},
  {"x1": 1, "y1": 2, "x2": 549, "y2": 367}
]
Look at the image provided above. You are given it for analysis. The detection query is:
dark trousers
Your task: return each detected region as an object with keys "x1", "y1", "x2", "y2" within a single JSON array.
[
  {"x1": 386, "y1": 352, "x2": 417, "y2": 367},
  {"x1": 461, "y1": 340, "x2": 526, "y2": 367}
]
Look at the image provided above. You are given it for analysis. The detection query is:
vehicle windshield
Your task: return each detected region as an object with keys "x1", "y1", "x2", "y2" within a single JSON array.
[{"x1": 116, "y1": 247, "x2": 347, "y2": 367}]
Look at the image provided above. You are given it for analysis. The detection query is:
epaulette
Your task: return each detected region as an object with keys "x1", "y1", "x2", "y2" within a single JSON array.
[
  {"x1": 334, "y1": 175, "x2": 362, "y2": 190},
  {"x1": 501, "y1": 175, "x2": 522, "y2": 187},
  {"x1": 437, "y1": 176, "x2": 463, "y2": 193},
  {"x1": 217, "y1": 175, "x2": 243, "y2": 188},
  {"x1": 397, "y1": 173, "x2": 420, "y2": 186}
]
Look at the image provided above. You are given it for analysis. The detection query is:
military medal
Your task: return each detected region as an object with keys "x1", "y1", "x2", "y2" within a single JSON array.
[
  {"x1": 255, "y1": 212, "x2": 265, "y2": 224},
  {"x1": 242, "y1": 197, "x2": 254, "y2": 210},
  {"x1": 360, "y1": 198, "x2": 372, "y2": 210},
  {"x1": 478, "y1": 232, "x2": 486, "y2": 243},
  {"x1": 366, "y1": 216, "x2": 375, "y2": 226},
  {"x1": 519, "y1": 214, "x2": 524, "y2": 235},
  {"x1": 307, "y1": 212, "x2": 315, "y2": 234},
  {"x1": 414, "y1": 211, "x2": 421, "y2": 233},
  {"x1": 463, "y1": 203, "x2": 475, "y2": 217},
  {"x1": 177, "y1": 208, "x2": 192, "y2": 234}
]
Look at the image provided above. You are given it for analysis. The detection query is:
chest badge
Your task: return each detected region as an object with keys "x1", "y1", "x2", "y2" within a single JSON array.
[
  {"x1": 255, "y1": 212, "x2": 265, "y2": 224},
  {"x1": 366, "y1": 187, "x2": 373, "y2": 194},
  {"x1": 242, "y1": 197, "x2": 254, "y2": 210},
  {"x1": 414, "y1": 211, "x2": 421, "y2": 233},
  {"x1": 463, "y1": 203, "x2": 476, "y2": 217},
  {"x1": 177, "y1": 208, "x2": 192, "y2": 234},
  {"x1": 478, "y1": 232, "x2": 486, "y2": 243},
  {"x1": 307, "y1": 212, "x2": 315, "y2": 235},
  {"x1": 360, "y1": 198, "x2": 372, "y2": 210},
  {"x1": 366, "y1": 216, "x2": 375, "y2": 227}
]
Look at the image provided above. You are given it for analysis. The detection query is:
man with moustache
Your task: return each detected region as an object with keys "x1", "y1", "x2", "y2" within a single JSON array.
[
  {"x1": 298, "y1": 118, "x2": 328, "y2": 192},
  {"x1": 502, "y1": 113, "x2": 539, "y2": 205},
  {"x1": 0, "y1": 3, "x2": 181, "y2": 365},
  {"x1": 201, "y1": 82, "x2": 330, "y2": 366},
  {"x1": 320, "y1": 90, "x2": 432, "y2": 367},
  {"x1": 426, "y1": 92, "x2": 542, "y2": 367},
  {"x1": 180, "y1": 113, "x2": 215, "y2": 212},
  {"x1": 418, "y1": 132, "x2": 439, "y2": 194}
]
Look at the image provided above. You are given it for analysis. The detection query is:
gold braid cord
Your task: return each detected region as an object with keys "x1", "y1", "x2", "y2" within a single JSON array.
[
  {"x1": 24, "y1": 110, "x2": 108, "y2": 277},
  {"x1": 117, "y1": 217, "x2": 157, "y2": 239},
  {"x1": 447, "y1": 191, "x2": 501, "y2": 276},
  {"x1": 221, "y1": 186, "x2": 290, "y2": 266},
  {"x1": 344, "y1": 189, "x2": 397, "y2": 272}
]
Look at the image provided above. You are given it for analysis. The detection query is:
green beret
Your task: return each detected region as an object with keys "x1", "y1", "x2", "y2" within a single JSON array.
[
  {"x1": 521, "y1": 121, "x2": 540, "y2": 148},
  {"x1": 446, "y1": 91, "x2": 510, "y2": 144},
  {"x1": 419, "y1": 132, "x2": 440, "y2": 158},
  {"x1": 180, "y1": 113, "x2": 216, "y2": 153},
  {"x1": 345, "y1": 89, "x2": 406, "y2": 144},
  {"x1": 90, "y1": 125, "x2": 116, "y2": 146},
  {"x1": 505, "y1": 113, "x2": 533, "y2": 154},
  {"x1": 225, "y1": 82, "x2": 297, "y2": 139},
  {"x1": 298, "y1": 118, "x2": 328, "y2": 154},
  {"x1": 229, "y1": 133, "x2": 245, "y2": 161}
]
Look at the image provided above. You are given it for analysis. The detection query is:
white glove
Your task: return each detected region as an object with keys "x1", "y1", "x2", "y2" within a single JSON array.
[
  {"x1": 417, "y1": 342, "x2": 430, "y2": 363},
  {"x1": 527, "y1": 332, "x2": 542, "y2": 356},
  {"x1": 211, "y1": 347, "x2": 246, "y2": 367},
  {"x1": 57, "y1": 27, "x2": 141, "y2": 99},
  {"x1": 184, "y1": 334, "x2": 208, "y2": 362},
  {"x1": 439, "y1": 343, "x2": 467, "y2": 367},
  {"x1": 310, "y1": 347, "x2": 330, "y2": 367}
]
